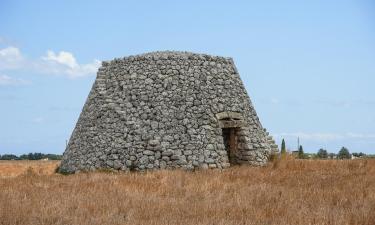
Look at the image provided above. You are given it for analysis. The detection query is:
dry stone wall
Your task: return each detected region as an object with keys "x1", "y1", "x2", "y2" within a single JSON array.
[{"x1": 59, "y1": 51, "x2": 277, "y2": 173}]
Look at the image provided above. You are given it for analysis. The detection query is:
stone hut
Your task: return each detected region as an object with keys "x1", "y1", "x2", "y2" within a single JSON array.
[{"x1": 59, "y1": 51, "x2": 278, "y2": 173}]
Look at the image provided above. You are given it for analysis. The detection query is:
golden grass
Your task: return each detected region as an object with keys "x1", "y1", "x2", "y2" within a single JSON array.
[
  {"x1": 0, "y1": 158, "x2": 374, "y2": 225},
  {"x1": 0, "y1": 160, "x2": 59, "y2": 177}
]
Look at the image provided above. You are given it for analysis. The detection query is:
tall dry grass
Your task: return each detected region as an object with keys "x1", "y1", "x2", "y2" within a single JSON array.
[
  {"x1": 0, "y1": 160, "x2": 59, "y2": 177},
  {"x1": 0, "y1": 158, "x2": 374, "y2": 225}
]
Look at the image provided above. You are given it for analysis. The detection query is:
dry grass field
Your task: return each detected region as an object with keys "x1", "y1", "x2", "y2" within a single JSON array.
[{"x1": 0, "y1": 158, "x2": 374, "y2": 225}]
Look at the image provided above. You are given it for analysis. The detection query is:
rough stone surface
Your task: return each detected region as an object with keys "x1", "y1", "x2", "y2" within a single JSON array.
[{"x1": 59, "y1": 51, "x2": 278, "y2": 173}]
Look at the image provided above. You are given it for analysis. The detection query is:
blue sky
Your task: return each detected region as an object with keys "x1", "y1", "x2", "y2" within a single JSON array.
[{"x1": 0, "y1": 0, "x2": 374, "y2": 155}]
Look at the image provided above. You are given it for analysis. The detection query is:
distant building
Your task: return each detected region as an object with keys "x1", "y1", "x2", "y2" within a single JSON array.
[{"x1": 291, "y1": 151, "x2": 299, "y2": 156}]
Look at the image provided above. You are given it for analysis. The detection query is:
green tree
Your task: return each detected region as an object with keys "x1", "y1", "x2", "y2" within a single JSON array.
[
  {"x1": 338, "y1": 147, "x2": 351, "y2": 159},
  {"x1": 280, "y1": 139, "x2": 286, "y2": 155},
  {"x1": 298, "y1": 145, "x2": 304, "y2": 159},
  {"x1": 317, "y1": 148, "x2": 328, "y2": 159},
  {"x1": 0, "y1": 154, "x2": 19, "y2": 160},
  {"x1": 352, "y1": 152, "x2": 366, "y2": 158}
]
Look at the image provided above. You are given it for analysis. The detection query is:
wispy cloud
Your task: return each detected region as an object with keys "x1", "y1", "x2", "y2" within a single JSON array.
[
  {"x1": 273, "y1": 132, "x2": 375, "y2": 141},
  {"x1": 0, "y1": 46, "x2": 101, "y2": 79},
  {"x1": 0, "y1": 46, "x2": 25, "y2": 70},
  {"x1": 32, "y1": 117, "x2": 44, "y2": 123},
  {"x1": 0, "y1": 74, "x2": 31, "y2": 86},
  {"x1": 262, "y1": 98, "x2": 375, "y2": 108},
  {"x1": 313, "y1": 99, "x2": 353, "y2": 108},
  {"x1": 346, "y1": 133, "x2": 375, "y2": 139}
]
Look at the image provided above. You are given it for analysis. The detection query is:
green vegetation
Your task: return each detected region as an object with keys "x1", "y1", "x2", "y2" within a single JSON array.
[
  {"x1": 0, "y1": 152, "x2": 62, "y2": 160},
  {"x1": 352, "y1": 152, "x2": 366, "y2": 157},
  {"x1": 338, "y1": 147, "x2": 351, "y2": 159},
  {"x1": 277, "y1": 143, "x2": 373, "y2": 160},
  {"x1": 280, "y1": 139, "x2": 286, "y2": 155},
  {"x1": 298, "y1": 145, "x2": 305, "y2": 159},
  {"x1": 317, "y1": 148, "x2": 328, "y2": 159},
  {"x1": 0, "y1": 154, "x2": 19, "y2": 160}
]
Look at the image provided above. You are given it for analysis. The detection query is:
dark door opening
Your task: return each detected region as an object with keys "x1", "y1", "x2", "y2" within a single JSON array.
[{"x1": 222, "y1": 128, "x2": 238, "y2": 164}]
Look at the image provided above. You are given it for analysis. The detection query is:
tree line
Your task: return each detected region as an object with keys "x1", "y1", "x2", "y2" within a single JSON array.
[
  {"x1": 0, "y1": 152, "x2": 62, "y2": 160},
  {"x1": 280, "y1": 139, "x2": 371, "y2": 159}
]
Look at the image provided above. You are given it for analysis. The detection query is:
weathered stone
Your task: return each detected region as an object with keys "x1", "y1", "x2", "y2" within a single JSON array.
[
  {"x1": 143, "y1": 150, "x2": 154, "y2": 156},
  {"x1": 160, "y1": 161, "x2": 167, "y2": 169},
  {"x1": 125, "y1": 160, "x2": 132, "y2": 166},
  {"x1": 208, "y1": 164, "x2": 217, "y2": 168},
  {"x1": 161, "y1": 150, "x2": 173, "y2": 156},
  {"x1": 151, "y1": 121, "x2": 158, "y2": 130},
  {"x1": 59, "y1": 51, "x2": 276, "y2": 174},
  {"x1": 149, "y1": 139, "x2": 160, "y2": 147},
  {"x1": 170, "y1": 155, "x2": 180, "y2": 160},
  {"x1": 206, "y1": 144, "x2": 215, "y2": 150},
  {"x1": 200, "y1": 163, "x2": 209, "y2": 169},
  {"x1": 184, "y1": 150, "x2": 193, "y2": 155},
  {"x1": 139, "y1": 156, "x2": 149, "y2": 165},
  {"x1": 161, "y1": 156, "x2": 170, "y2": 161},
  {"x1": 106, "y1": 160, "x2": 114, "y2": 167},
  {"x1": 113, "y1": 160, "x2": 122, "y2": 170}
]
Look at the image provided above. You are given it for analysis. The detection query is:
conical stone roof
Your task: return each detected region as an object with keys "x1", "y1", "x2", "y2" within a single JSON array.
[{"x1": 59, "y1": 51, "x2": 277, "y2": 173}]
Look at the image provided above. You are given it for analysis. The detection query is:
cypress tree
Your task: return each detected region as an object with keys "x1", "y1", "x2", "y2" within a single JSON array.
[{"x1": 281, "y1": 139, "x2": 286, "y2": 155}]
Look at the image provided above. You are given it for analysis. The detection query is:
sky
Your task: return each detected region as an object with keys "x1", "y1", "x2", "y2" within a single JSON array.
[{"x1": 0, "y1": 0, "x2": 374, "y2": 155}]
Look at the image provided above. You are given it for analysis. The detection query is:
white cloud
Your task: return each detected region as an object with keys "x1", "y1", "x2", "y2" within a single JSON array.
[
  {"x1": 0, "y1": 46, "x2": 100, "y2": 79},
  {"x1": 43, "y1": 50, "x2": 78, "y2": 68},
  {"x1": 40, "y1": 50, "x2": 101, "y2": 78},
  {"x1": 0, "y1": 46, "x2": 24, "y2": 70},
  {"x1": 0, "y1": 74, "x2": 30, "y2": 86}
]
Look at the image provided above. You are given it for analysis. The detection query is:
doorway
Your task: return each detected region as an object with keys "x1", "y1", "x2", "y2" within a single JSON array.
[
  {"x1": 222, "y1": 128, "x2": 238, "y2": 164},
  {"x1": 216, "y1": 111, "x2": 245, "y2": 165}
]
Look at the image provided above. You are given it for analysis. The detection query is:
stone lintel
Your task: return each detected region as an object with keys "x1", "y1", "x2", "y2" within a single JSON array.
[
  {"x1": 215, "y1": 111, "x2": 243, "y2": 120},
  {"x1": 218, "y1": 120, "x2": 246, "y2": 128}
]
